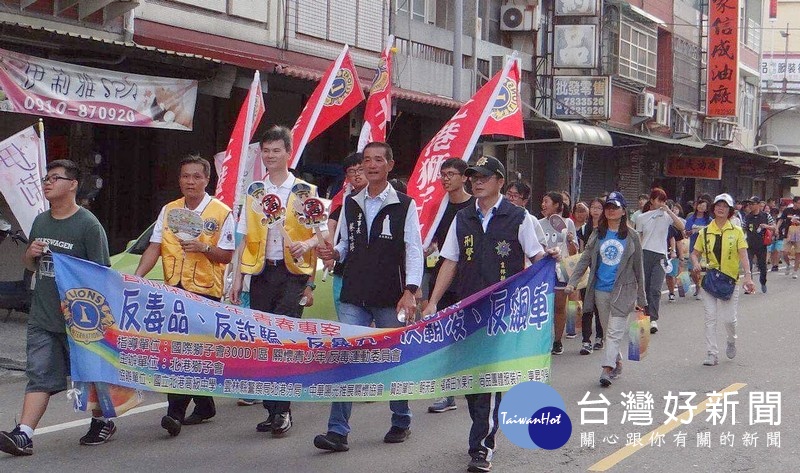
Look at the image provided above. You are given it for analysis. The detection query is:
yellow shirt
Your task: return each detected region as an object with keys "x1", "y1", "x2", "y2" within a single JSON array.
[{"x1": 694, "y1": 219, "x2": 747, "y2": 280}]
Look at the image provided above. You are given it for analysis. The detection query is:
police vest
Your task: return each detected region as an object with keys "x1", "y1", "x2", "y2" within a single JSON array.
[
  {"x1": 161, "y1": 197, "x2": 231, "y2": 298},
  {"x1": 454, "y1": 199, "x2": 526, "y2": 301},
  {"x1": 240, "y1": 178, "x2": 316, "y2": 276},
  {"x1": 340, "y1": 190, "x2": 412, "y2": 308}
]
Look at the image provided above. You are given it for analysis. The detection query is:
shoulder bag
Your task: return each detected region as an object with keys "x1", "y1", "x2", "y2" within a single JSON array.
[{"x1": 700, "y1": 227, "x2": 736, "y2": 300}]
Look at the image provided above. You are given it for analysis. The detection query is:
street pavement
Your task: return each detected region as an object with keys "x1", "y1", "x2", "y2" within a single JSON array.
[{"x1": 1, "y1": 271, "x2": 798, "y2": 472}]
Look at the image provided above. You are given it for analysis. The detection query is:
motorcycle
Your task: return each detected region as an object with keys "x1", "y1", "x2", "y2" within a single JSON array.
[{"x1": 0, "y1": 214, "x2": 32, "y2": 322}]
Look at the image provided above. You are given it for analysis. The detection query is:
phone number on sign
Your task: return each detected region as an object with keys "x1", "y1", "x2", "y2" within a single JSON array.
[{"x1": 23, "y1": 96, "x2": 137, "y2": 123}]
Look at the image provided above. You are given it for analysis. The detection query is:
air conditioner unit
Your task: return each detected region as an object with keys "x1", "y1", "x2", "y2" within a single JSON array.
[
  {"x1": 500, "y1": 5, "x2": 534, "y2": 31},
  {"x1": 635, "y1": 92, "x2": 655, "y2": 117},
  {"x1": 717, "y1": 121, "x2": 736, "y2": 144},
  {"x1": 673, "y1": 113, "x2": 692, "y2": 136},
  {"x1": 656, "y1": 102, "x2": 671, "y2": 126},
  {"x1": 702, "y1": 119, "x2": 718, "y2": 141}
]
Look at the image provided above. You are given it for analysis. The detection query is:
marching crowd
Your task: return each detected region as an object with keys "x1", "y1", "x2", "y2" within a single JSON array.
[{"x1": 2, "y1": 125, "x2": 799, "y2": 473}]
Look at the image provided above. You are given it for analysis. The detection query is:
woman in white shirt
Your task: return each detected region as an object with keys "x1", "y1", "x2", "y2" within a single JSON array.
[
  {"x1": 540, "y1": 191, "x2": 579, "y2": 355},
  {"x1": 635, "y1": 188, "x2": 685, "y2": 334}
]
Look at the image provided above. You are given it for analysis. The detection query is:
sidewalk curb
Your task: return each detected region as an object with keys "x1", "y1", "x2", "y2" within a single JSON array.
[{"x1": 0, "y1": 357, "x2": 25, "y2": 371}]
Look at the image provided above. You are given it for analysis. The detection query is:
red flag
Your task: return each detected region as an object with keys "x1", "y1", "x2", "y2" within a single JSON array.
[
  {"x1": 215, "y1": 71, "x2": 265, "y2": 209},
  {"x1": 481, "y1": 58, "x2": 524, "y2": 138},
  {"x1": 328, "y1": 182, "x2": 350, "y2": 215},
  {"x1": 357, "y1": 35, "x2": 394, "y2": 152},
  {"x1": 290, "y1": 45, "x2": 365, "y2": 169},
  {"x1": 407, "y1": 55, "x2": 521, "y2": 247}
]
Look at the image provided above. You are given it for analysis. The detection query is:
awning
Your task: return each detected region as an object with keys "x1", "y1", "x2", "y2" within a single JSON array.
[
  {"x1": 274, "y1": 64, "x2": 462, "y2": 109},
  {"x1": 552, "y1": 120, "x2": 613, "y2": 146},
  {"x1": 0, "y1": 21, "x2": 219, "y2": 64},
  {"x1": 507, "y1": 118, "x2": 612, "y2": 147},
  {"x1": 608, "y1": 130, "x2": 707, "y2": 149}
]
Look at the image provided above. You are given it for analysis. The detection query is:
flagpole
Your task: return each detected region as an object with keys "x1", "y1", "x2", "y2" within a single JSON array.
[
  {"x1": 291, "y1": 45, "x2": 349, "y2": 169},
  {"x1": 233, "y1": 71, "x2": 261, "y2": 221},
  {"x1": 37, "y1": 118, "x2": 49, "y2": 211}
]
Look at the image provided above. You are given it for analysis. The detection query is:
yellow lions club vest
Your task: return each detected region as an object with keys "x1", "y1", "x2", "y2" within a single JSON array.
[
  {"x1": 161, "y1": 197, "x2": 231, "y2": 298},
  {"x1": 240, "y1": 178, "x2": 316, "y2": 276}
]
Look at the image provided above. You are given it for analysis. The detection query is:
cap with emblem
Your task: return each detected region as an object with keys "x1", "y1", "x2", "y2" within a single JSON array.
[
  {"x1": 747, "y1": 195, "x2": 762, "y2": 203},
  {"x1": 605, "y1": 191, "x2": 627, "y2": 208},
  {"x1": 464, "y1": 156, "x2": 505, "y2": 179}
]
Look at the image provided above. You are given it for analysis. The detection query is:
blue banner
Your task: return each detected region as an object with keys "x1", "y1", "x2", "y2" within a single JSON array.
[{"x1": 54, "y1": 253, "x2": 555, "y2": 402}]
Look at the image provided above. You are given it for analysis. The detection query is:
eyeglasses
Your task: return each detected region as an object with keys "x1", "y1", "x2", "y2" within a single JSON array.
[
  {"x1": 346, "y1": 168, "x2": 364, "y2": 177},
  {"x1": 439, "y1": 171, "x2": 462, "y2": 180},
  {"x1": 41, "y1": 175, "x2": 74, "y2": 185},
  {"x1": 506, "y1": 192, "x2": 524, "y2": 200},
  {"x1": 469, "y1": 175, "x2": 495, "y2": 184}
]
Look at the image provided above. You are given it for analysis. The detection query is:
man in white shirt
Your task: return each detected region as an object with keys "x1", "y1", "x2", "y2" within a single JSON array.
[{"x1": 314, "y1": 141, "x2": 423, "y2": 452}]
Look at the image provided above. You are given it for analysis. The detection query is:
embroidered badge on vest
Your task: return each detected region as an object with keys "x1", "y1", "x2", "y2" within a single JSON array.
[
  {"x1": 495, "y1": 240, "x2": 512, "y2": 258},
  {"x1": 380, "y1": 215, "x2": 393, "y2": 239}
]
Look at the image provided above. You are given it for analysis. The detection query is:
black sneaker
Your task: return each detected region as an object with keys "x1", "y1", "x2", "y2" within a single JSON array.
[
  {"x1": 593, "y1": 337, "x2": 603, "y2": 351},
  {"x1": 467, "y1": 453, "x2": 492, "y2": 472},
  {"x1": 161, "y1": 415, "x2": 181, "y2": 437},
  {"x1": 771, "y1": 265, "x2": 779, "y2": 272},
  {"x1": 0, "y1": 426, "x2": 32, "y2": 456},
  {"x1": 313, "y1": 431, "x2": 349, "y2": 452},
  {"x1": 256, "y1": 413, "x2": 276, "y2": 432},
  {"x1": 182, "y1": 412, "x2": 214, "y2": 425},
  {"x1": 271, "y1": 412, "x2": 292, "y2": 436},
  {"x1": 79, "y1": 419, "x2": 116, "y2": 446},
  {"x1": 551, "y1": 341, "x2": 563, "y2": 355},
  {"x1": 383, "y1": 426, "x2": 410, "y2": 443}
]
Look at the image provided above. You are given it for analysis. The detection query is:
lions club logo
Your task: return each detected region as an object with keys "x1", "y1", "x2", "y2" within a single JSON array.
[
  {"x1": 325, "y1": 69, "x2": 355, "y2": 107},
  {"x1": 62, "y1": 288, "x2": 115, "y2": 344},
  {"x1": 203, "y1": 217, "x2": 219, "y2": 235},
  {"x1": 490, "y1": 78, "x2": 519, "y2": 121},
  {"x1": 369, "y1": 58, "x2": 390, "y2": 94}
]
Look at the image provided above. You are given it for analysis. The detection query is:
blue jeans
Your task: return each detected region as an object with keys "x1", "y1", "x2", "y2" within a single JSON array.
[
  {"x1": 332, "y1": 275, "x2": 343, "y2": 316},
  {"x1": 327, "y1": 302, "x2": 412, "y2": 435}
]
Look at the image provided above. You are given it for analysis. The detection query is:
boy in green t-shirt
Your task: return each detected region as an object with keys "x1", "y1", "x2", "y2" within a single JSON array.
[{"x1": 0, "y1": 160, "x2": 114, "y2": 456}]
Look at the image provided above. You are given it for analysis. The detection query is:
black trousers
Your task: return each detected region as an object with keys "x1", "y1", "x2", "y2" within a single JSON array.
[
  {"x1": 581, "y1": 309, "x2": 604, "y2": 343},
  {"x1": 167, "y1": 393, "x2": 215, "y2": 422},
  {"x1": 748, "y1": 246, "x2": 768, "y2": 286},
  {"x1": 168, "y1": 286, "x2": 217, "y2": 421},
  {"x1": 466, "y1": 392, "x2": 502, "y2": 458},
  {"x1": 249, "y1": 264, "x2": 308, "y2": 415}
]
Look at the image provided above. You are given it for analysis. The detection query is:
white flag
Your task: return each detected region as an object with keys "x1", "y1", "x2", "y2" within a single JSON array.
[{"x1": 0, "y1": 125, "x2": 47, "y2": 237}]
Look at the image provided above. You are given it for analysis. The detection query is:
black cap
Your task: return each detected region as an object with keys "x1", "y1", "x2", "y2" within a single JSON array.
[
  {"x1": 747, "y1": 195, "x2": 762, "y2": 203},
  {"x1": 465, "y1": 156, "x2": 505, "y2": 179}
]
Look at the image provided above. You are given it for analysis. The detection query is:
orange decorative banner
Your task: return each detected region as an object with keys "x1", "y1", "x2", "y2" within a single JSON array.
[
  {"x1": 706, "y1": 0, "x2": 738, "y2": 117},
  {"x1": 665, "y1": 156, "x2": 723, "y2": 180}
]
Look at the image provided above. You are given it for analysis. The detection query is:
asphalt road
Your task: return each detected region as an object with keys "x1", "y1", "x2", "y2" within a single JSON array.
[{"x1": 1, "y1": 272, "x2": 798, "y2": 472}]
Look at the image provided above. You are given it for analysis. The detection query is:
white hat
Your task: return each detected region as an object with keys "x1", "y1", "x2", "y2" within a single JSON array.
[{"x1": 713, "y1": 193, "x2": 734, "y2": 207}]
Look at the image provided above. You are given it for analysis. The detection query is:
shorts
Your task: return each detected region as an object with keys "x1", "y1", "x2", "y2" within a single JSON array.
[
  {"x1": 767, "y1": 240, "x2": 784, "y2": 252},
  {"x1": 26, "y1": 324, "x2": 70, "y2": 394}
]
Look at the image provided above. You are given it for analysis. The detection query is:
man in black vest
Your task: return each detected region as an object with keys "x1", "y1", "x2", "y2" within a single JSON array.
[
  {"x1": 743, "y1": 196, "x2": 775, "y2": 293},
  {"x1": 313, "y1": 141, "x2": 423, "y2": 452},
  {"x1": 422, "y1": 156, "x2": 557, "y2": 473}
]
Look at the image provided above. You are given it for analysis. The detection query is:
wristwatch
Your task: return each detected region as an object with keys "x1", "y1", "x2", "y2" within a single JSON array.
[
  {"x1": 405, "y1": 284, "x2": 419, "y2": 294},
  {"x1": 305, "y1": 281, "x2": 317, "y2": 291}
]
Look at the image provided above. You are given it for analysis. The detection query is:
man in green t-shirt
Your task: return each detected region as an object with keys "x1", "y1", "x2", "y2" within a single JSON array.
[{"x1": 0, "y1": 160, "x2": 112, "y2": 457}]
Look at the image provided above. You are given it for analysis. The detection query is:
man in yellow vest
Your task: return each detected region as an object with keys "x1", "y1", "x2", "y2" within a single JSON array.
[
  {"x1": 135, "y1": 155, "x2": 235, "y2": 437},
  {"x1": 230, "y1": 125, "x2": 319, "y2": 437}
]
